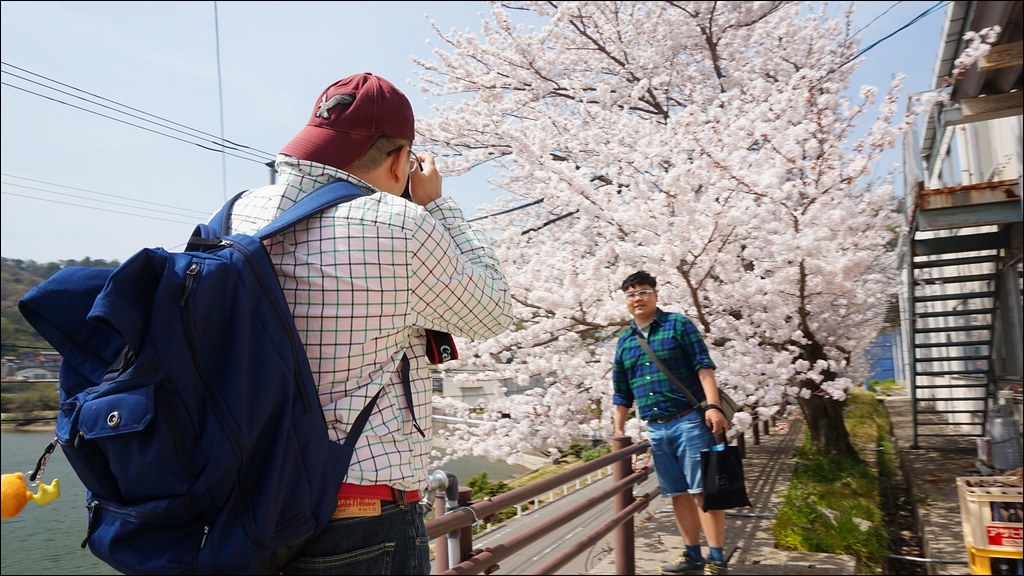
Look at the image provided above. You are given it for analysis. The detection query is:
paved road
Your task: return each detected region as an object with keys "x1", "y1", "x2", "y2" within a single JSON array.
[{"x1": 469, "y1": 473, "x2": 660, "y2": 574}]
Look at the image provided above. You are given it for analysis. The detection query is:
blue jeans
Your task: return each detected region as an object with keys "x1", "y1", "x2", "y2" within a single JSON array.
[
  {"x1": 280, "y1": 503, "x2": 430, "y2": 575},
  {"x1": 647, "y1": 409, "x2": 714, "y2": 496}
]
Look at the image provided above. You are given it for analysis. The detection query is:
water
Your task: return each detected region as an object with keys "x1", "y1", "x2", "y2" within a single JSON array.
[
  {"x1": 1, "y1": 429, "x2": 530, "y2": 575},
  {"x1": 2, "y1": 429, "x2": 119, "y2": 575}
]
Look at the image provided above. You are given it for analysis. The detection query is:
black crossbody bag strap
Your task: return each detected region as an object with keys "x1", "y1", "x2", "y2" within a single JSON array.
[{"x1": 635, "y1": 334, "x2": 703, "y2": 409}]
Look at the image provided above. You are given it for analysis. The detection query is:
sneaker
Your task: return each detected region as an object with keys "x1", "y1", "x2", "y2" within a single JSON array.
[
  {"x1": 703, "y1": 559, "x2": 728, "y2": 575},
  {"x1": 659, "y1": 554, "x2": 704, "y2": 575}
]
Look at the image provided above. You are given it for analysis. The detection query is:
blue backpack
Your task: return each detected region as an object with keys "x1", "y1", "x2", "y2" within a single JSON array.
[{"x1": 18, "y1": 181, "x2": 382, "y2": 575}]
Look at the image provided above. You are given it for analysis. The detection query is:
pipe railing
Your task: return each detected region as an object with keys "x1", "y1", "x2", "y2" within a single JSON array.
[{"x1": 425, "y1": 435, "x2": 653, "y2": 575}]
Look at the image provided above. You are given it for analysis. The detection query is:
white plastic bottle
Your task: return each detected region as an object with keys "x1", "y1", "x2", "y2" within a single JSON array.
[
  {"x1": 989, "y1": 402, "x2": 1023, "y2": 471},
  {"x1": 712, "y1": 432, "x2": 727, "y2": 452}
]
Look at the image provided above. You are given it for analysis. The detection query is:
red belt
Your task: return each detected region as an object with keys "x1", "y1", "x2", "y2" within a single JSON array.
[{"x1": 337, "y1": 482, "x2": 421, "y2": 505}]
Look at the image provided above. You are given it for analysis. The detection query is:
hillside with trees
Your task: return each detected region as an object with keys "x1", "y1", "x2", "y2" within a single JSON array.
[{"x1": 1, "y1": 257, "x2": 119, "y2": 356}]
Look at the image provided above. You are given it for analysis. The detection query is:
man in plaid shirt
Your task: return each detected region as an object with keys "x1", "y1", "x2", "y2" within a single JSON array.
[
  {"x1": 227, "y1": 72, "x2": 513, "y2": 574},
  {"x1": 613, "y1": 270, "x2": 730, "y2": 575}
]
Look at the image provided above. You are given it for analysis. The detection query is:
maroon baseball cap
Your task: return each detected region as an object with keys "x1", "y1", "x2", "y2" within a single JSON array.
[{"x1": 280, "y1": 73, "x2": 415, "y2": 170}]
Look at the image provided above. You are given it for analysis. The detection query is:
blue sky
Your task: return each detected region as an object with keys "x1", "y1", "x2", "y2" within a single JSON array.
[{"x1": 1, "y1": 1, "x2": 949, "y2": 263}]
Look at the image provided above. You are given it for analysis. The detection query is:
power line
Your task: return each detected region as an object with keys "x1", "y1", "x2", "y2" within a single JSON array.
[
  {"x1": 813, "y1": 0, "x2": 907, "y2": 73},
  {"x1": 468, "y1": 198, "x2": 545, "y2": 222},
  {"x1": 822, "y1": 1, "x2": 950, "y2": 87},
  {"x1": 1, "y1": 81, "x2": 272, "y2": 165},
  {"x1": 1, "y1": 173, "x2": 211, "y2": 217},
  {"x1": 0, "y1": 191, "x2": 197, "y2": 226},
  {"x1": 462, "y1": 1, "x2": 949, "y2": 226},
  {"x1": 0, "y1": 3, "x2": 947, "y2": 229},
  {"x1": 712, "y1": 0, "x2": 951, "y2": 139},
  {"x1": 0, "y1": 61, "x2": 277, "y2": 159},
  {"x1": 1, "y1": 181, "x2": 207, "y2": 220},
  {"x1": 0, "y1": 62, "x2": 276, "y2": 163},
  {"x1": 521, "y1": 210, "x2": 578, "y2": 236}
]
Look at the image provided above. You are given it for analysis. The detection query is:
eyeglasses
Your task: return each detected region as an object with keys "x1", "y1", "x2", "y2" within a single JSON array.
[
  {"x1": 624, "y1": 289, "x2": 656, "y2": 300},
  {"x1": 386, "y1": 145, "x2": 423, "y2": 173}
]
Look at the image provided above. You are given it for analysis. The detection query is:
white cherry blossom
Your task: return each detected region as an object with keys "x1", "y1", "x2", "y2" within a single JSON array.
[{"x1": 417, "y1": 2, "x2": 996, "y2": 460}]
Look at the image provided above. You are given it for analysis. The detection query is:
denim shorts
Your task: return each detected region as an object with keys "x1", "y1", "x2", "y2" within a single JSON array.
[
  {"x1": 647, "y1": 409, "x2": 714, "y2": 496},
  {"x1": 280, "y1": 502, "x2": 430, "y2": 575}
]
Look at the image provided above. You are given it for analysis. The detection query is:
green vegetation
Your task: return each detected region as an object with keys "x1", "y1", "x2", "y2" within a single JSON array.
[
  {"x1": 773, "y1": 388, "x2": 894, "y2": 574},
  {"x1": 866, "y1": 378, "x2": 904, "y2": 396},
  {"x1": 581, "y1": 443, "x2": 612, "y2": 462},
  {"x1": 460, "y1": 441, "x2": 612, "y2": 532},
  {"x1": 557, "y1": 440, "x2": 612, "y2": 463},
  {"x1": 463, "y1": 472, "x2": 521, "y2": 528},
  {"x1": 1, "y1": 381, "x2": 59, "y2": 412},
  {"x1": 2, "y1": 257, "x2": 120, "y2": 356},
  {"x1": 465, "y1": 472, "x2": 511, "y2": 498}
]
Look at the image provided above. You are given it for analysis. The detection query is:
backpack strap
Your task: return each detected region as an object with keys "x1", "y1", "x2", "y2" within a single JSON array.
[
  {"x1": 399, "y1": 354, "x2": 426, "y2": 438},
  {"x1": 209, "y1": 181, "x2": 423, "y2": 447},
  {"x1": 201, "y1": 189, "x2": 250, "y2": 239},
  {"x1": 201, "y1": 181, "x2": 366, "y2": 241},
  {"x1": 257, "y1": 181, "x2": 365, "y2": 240},
  {"x1": 338, "y1": 387, "x2": 384, "y2": 479}
]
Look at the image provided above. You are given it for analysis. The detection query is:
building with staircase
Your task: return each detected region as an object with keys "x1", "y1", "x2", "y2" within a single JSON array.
[{"x1": 896, "y1": 0, "x2": 1022, "y2": 453}]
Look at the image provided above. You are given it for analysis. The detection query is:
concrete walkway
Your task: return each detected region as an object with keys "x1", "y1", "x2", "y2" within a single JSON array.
[
  {"x1": 586, "y1": 396, "x2": 994, "y2": 575},
  {"x1": 884, "y1": 395, "x2": 976, "y2": 576},
  {"x1": 587, "y1": 417, "x2": 858, "y2": 575}
]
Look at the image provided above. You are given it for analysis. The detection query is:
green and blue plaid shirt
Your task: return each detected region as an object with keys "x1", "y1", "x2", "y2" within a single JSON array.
[
  {"x1": 227, "y1": 155, "x2": 512, "y2": 490},
  {"x1": 613, "y1": 308, "x2": 717, "y2": 421}
]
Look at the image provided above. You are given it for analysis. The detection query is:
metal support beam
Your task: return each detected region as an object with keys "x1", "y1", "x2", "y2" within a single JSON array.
[{"x1": 912, "y1": 229, "x2": 1010, "y2": 256}]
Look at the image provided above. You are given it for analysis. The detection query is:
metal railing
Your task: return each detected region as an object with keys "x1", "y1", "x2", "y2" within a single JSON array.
[
  {"x1": 425, "y1": 435, "x2": 654, "y2": 575},
  {"x1": 423, "y1": 424, "x2": 763, "y2": 575}
]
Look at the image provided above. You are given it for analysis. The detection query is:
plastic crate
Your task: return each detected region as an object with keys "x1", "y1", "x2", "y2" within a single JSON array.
[
  {"x1": 956, "y1": 476, "x2": 1024, "y2": 553},
  {"x1": 967, "y1": 544, "x2": 1024, "y2": 576}
]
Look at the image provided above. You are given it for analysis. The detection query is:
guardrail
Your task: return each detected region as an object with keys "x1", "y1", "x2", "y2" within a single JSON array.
[
  {"x1": 425, "y1": 423, "x2": 764, "y2": 575},
  {"x1": 425, "y1": 435, "x2": 654, "y2": 575}
]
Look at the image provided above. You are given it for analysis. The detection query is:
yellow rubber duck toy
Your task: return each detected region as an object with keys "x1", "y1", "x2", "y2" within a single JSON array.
[{"x1": 1, "y1": 472, "x2": 60, "y2": 519}]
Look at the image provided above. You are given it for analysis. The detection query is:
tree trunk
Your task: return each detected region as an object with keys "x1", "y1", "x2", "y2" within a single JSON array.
[
  {"x1": 790, "y1": 298, "x2": 858, "y2": 458},
  {"x1": 797, "y1": 392, "x2": 857, "y2": 457}
]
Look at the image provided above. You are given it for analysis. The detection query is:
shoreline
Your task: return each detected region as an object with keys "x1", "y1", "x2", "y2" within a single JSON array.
[
  {"x1": 1, "y1": 411, "x2": 57, "y2": 433},
  {"x1": 1, "y1": 413, "x2": 554, "y2": 486},
  {"x1": 1, "y1": 423, "x2": 56, "y2": 432}
]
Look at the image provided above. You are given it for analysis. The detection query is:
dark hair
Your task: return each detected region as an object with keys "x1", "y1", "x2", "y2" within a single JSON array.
[
  {"x1": 345, "y1": 135, "x2": 410, "y2": 173},
  {"x1": 621, "y1": 270, "x2": 656, "y2": 292}
]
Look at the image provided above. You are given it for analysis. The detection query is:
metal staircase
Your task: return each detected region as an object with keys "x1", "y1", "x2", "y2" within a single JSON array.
[
  {"x1": 908, "y1": 233, "x2": 1004, "y2": 448},
  {"x1": 902, "y1": 180, "x2": 1022, "y2": 448},
  {"x1": 897, "y1": 0, "x2": 1024, "y2": 452}
]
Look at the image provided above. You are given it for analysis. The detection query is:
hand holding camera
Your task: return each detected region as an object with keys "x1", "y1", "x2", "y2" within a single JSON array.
[{"x1": 406, "y1": 152, "x2": 442, "y2": 207}]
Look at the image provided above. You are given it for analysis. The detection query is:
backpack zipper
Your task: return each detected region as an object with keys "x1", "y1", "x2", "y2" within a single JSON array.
[
  {"x1": 82, "y1": 499, "x2": 209, "y2": 551},
  {"x1": 179, "y1": 251, "x2": 291, "y2": 548},
  {"x1": 180, "y1": 262, "x2": 201, "y2": 306}
]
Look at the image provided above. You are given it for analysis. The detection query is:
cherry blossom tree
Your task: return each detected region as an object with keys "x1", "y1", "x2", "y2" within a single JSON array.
[{"x1": 414, "y1": 1, "x2": 990, "y2": 461}]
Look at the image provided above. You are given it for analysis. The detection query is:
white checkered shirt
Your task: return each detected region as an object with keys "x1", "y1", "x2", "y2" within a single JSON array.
[{"x1": 227, "y1": 155, "x2": 512, "y2": 490}]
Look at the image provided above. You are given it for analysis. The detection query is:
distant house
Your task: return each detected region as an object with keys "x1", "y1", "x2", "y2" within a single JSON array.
[
  {"x1": 15, "y1": 367, "x2": 53, "y2": 381},
  {"x1": 1, "y1": 357, "x2": 17, "y2": 378},
  {"x1": 432, "y1": 369, "x2": 548, "y2": 405},
  {"x1": 3, "y1": 351, "x2": 62, "y2": 379},
  {"x1": 38, "y1": 351, "x2": 63, "y2": 373}
]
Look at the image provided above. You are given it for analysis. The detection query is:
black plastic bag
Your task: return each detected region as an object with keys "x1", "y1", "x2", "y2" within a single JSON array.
[{"x1": 700, "y1": 445, "x2": 752, "y2": 511}]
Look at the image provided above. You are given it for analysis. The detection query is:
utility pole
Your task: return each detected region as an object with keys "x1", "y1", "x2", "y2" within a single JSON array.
[{"x1": 266, "y1": 161, "x2": 277, "y2": 185}]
